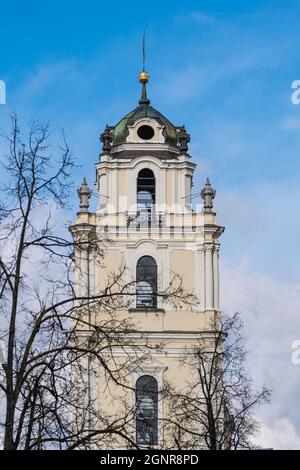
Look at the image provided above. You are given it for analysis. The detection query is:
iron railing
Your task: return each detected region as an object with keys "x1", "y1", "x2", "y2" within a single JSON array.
[{"x1": 125, "y1": 210, "x2": 166, "y2": 228}]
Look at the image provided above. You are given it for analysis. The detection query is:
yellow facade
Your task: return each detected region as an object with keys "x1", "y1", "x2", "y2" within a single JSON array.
[{"x1": 71, "y1": 81, "x2": 224, "y2": 448}]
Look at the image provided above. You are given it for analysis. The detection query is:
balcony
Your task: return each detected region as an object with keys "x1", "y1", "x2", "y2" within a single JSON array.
[{"x1": 125, "y1": 210, "x2": 166, "y2": 228}]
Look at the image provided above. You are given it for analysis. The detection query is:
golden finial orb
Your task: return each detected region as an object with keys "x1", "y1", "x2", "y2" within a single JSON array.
[{"x1": 139, "y1": 71, "x2": 149, "y2": 84}]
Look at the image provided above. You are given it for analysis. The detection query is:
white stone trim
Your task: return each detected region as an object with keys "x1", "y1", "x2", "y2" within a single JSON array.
[
  {"x1": 132, "y1": 360, "x2": 167, "y2": 448},
  {"x1": 126, "y1": 118, "x2": 165, "y2": 144},
  {"x1": 131, "y1": 158, "x2": 160, "y2": 209},
  {"x1": 204, "y1": 245, "x2": 214, "y2": 310},
  {"x1": 75, "y1": 331, "x2": 219, "y2": 341},
  {"x1": 213, "y1": 245, "x2": 220, "y2": 310},
  {"x1": 195, "y1": 249, "x2": 201, "y2": 308},
  {"x1": 126, "y1": 240, "x2": 165, "y2": 308}
]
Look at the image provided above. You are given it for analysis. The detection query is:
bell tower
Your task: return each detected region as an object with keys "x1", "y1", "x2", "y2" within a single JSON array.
[{"x1": 71, "y1": 67, "x2": 224, "y2": 448}]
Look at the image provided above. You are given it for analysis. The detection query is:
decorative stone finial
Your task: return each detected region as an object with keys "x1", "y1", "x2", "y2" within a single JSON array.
[
  {"x1": 77, "y1": 177, "x2": 92, "y2": 213},
  {"x1": 100, "y1": 125, "x2": 112, "y2": 153},
  {"x1": 178, "y1": 125, "x2": 191, "y2": 153},
  {"x1": 201, "y1": 178, "x2": 216, "y2": 214}
]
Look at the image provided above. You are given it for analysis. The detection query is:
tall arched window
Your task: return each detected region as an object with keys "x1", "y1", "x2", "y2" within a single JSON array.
[
  {"x1": 136, "y1": 375, "x2": 158, "y2": 446},
  {"x1": 137, "y1": 169, "x2": 155, "y2": 224},
  {"x1": 136, "y1": 256, "x2": 157, "y2": 308}
]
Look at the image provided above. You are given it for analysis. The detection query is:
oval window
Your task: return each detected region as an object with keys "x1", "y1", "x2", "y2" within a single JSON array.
[{"x1": 137, "y1": 125, "x2": 155, "y2": 140}]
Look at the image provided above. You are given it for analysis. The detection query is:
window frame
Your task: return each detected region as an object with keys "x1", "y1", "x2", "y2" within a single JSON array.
[
  {"x1": 137, "y1": 168, "x2": 156, "y2": 216},
  {"x1": 135, "y1": 375, "x2": 158, "y2": 446},
  {"x1": 136, "y1": 255, "x2": 158, "y2": 309}
]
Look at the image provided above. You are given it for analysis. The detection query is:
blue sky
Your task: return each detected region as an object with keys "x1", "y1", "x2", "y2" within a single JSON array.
[{"x1": 1, "y1": 0, "x2": 300, "y2": 448}]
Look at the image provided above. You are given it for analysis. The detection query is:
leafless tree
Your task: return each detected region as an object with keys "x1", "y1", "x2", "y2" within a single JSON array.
[
  {"x1": 0, "y1": 115, "x2": 193, "y2": 450},
  {"x1": 163, "y1": 313, "x2": 271, "y2": 450}
]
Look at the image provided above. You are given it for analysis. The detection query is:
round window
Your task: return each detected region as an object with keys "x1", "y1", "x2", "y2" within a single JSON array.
[{"x1": 137, "y1": 125, "x2": 155, "y2": 140}]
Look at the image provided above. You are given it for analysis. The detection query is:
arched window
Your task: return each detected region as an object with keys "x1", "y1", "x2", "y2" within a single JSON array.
[
  {"x1": 136, "y1": 256, "x2": 157, "y2": 308},
  {"x1": 136, "y1": 375, "x2": 158, "y2": 446},
  {"x1": 137, "y1": 169, "x2": 155, "y2": 224}
]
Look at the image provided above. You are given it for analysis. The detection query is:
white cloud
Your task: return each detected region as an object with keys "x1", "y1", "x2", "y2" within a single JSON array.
[
  {"x1": 154, "y1": 44, "x2": 278, "y2": 108},
  {"x1": 173, "y1": 11, "x2": 217, "y2": 25},
  {"x1": 220, "y1": 258, "x2": 300, "y2": 449},
  {"x1": 215, "y1": 178, "x2": 300, "y2": 449},
  {"x1": 257, "y1": 418, "x2": 300, "y2": 450},
  {"x1": 280, "y1": 116, "x2": 300, "y2": 130},
  {"x1": 13, "y1": 60, "x2": 79, "y2": 104},
  {"x1": 189, "y1": 12, "x2": 216, "y2": 24}
]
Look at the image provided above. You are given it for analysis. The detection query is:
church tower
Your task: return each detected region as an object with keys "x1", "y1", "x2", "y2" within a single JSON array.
[{"x1": 71, "y1": 67, "x2": 224, "y2": 449}]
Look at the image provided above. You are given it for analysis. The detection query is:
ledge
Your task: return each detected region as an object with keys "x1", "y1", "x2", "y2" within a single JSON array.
[{"x1": 128, "y1": 308, "x2": 165, "y2": 313}]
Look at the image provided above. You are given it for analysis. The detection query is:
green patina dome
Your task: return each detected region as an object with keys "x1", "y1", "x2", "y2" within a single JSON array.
[{"x1": 112, "y1": 104, "x2": 178, "y2": 146}]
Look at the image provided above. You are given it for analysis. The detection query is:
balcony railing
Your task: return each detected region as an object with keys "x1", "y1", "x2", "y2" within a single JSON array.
[{"x1": 125, "y1": 211, "x2": 166, "y2": 228}]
